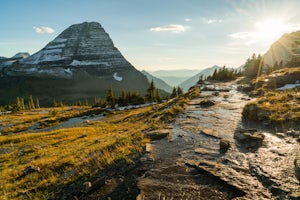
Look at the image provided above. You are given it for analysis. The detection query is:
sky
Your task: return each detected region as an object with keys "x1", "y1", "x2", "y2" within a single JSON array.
[{"x1": 1, "y1": 0, "x2": 300, "y2": 71}]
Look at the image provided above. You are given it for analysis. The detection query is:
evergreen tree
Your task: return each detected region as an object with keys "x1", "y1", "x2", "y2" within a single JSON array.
[
  {"x1": 84, "y1": 99, "x2": 89, "y2": 106},
  {"x1": 155, "y1": 89, "x2": 161, "y2": 102},
  {"x1": 28, "y1": 95, "x2": 35, "y2": 110},
  {"x1": 93, "y1": 97, "x2": 98, "y2": 106},
  {"x1": 243, "y1": 53, "x2": 263, "y2": 78},
  {"x1": 146, "y1": 80, "x2": 156, "y2": 102},
  {"x1": 35, "y1": 98, "x2": 40, "y2": 109},
  {"x1": 53, "y1": 99, "x2": 58, "y2": 107},
  {"x1": 177, "y1": 87, "x2": 183, "y2": 96},
  {"x1": 14, "y1": 97, "x2": 25, "y2": 111},
  {"x1": 106, "y1": 86, "x2": 115, "y2": 108},
  {"x1": 118, "y1": 90, "x2": 128, "y2": 106},
  {"x1": 170, "y1": 87, "x2": 177, "y2": 98},
  {"x1": 197, "y1": 75, "x2": 205, "y2": 84}
]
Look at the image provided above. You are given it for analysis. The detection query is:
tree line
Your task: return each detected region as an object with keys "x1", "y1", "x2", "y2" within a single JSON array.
[
  {"x1": 0, "y1": 95, "x2": 40, "y2": 112},
  {"x1": 94, "y1": 80, "x2": 183, "y2": 108},
  {"x1": 0, "y1": 80, "x2": 184, "y2": 112},
  {"x1": 196, "y1": 53, "x2": 300, "y2": 84}
]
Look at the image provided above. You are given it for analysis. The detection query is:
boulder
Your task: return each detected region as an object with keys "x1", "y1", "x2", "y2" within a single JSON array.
[
  {"x1": 145, "y1": 129, "x2": 171, "y2": 140},
  {"x1": 219, "y1": 139, "x2": 230, "y2": 153},
  {"x1": 199, "y1": 99, "x2": 216, "y2": 107},
  {"x1": 294, "y1": 153, "x2": 300, "y2": 183},
  {"x1": 234, "y1": 129, "x2": 264, "y2": 149}
]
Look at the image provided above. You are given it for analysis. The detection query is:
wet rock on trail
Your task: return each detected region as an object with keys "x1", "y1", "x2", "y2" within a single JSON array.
[
  {"x1": 234, "y1": 128, "x2": 265, "y2": 150},
  {"x1": 137, "y1": 82, "x2": 300, "y2": 200}
]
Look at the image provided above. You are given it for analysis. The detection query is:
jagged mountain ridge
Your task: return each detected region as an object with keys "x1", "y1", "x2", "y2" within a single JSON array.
[
  {"x1": 263, "y1": 31, "x2": 300, "y2": 67},
  {"x1": 0, "y1": 22, "x2": 149, "y2": 105}
]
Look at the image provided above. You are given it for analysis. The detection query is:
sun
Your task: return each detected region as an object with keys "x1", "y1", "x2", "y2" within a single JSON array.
[{"x1": 254, "y1": 18, "x2": 288, "y2": 44}]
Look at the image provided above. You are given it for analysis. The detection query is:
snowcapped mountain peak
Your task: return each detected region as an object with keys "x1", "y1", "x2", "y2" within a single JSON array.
[
  {"x1": 19, "y1": 21, "x2": 125, "y2": 72},
  {"x1": 0, "y1": 21, "x2": 150, "y2": 105}
]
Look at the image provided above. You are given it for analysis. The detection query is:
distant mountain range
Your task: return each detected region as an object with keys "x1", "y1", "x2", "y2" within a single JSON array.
[
  {"x1": 1, "y1": 22, "x2": 298, "y2": 106},
  {"x1": 0, "y1": 22, "x2": 149, "y2": 106},
  {"x1": 141, "y1": 70, "x2": 173, "y2": 93},
  {"x1": 179, "y1": 65, "x2": 221, "y2": 91},
  {"x1": 147, "y1": 69, "x2": 203, "y2": 86}
]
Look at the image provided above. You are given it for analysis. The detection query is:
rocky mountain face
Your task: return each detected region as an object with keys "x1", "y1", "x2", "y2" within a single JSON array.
[
  {"x1": 0, "y1": 22, "x2": 149, "y2": 105},
  {"x1": 263, "y1": 31, "x2": 300, "y2": 67}
]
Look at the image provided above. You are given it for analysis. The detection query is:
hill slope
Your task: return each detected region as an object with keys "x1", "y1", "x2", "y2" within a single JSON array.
[
  {"x1": 179, "y1": 65, "x2": 221, "y2": 91},
  {"x1": 263, "y1": 31, "x2": 300, "y2": 67},
  {"x1": 141, "y1": 70, "x2": 173, "y2": 93}
]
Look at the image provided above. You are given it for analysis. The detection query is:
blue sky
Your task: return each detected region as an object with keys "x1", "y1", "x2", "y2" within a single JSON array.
[{"x1": 1, "y1": 0, "x2": 300, "y2": 70}]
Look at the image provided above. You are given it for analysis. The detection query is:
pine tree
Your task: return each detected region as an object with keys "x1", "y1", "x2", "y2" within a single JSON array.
[
  {"x1": 53, "y1": 99, "x2": 58, "y2": 107},
  {"x1": 146, "y1": 80, "x2": 156, "y2": 102},
  {"x1": 28, "y1": 95, "x2": 35, "y2": 110},
  {"x1": 35, "y1": 98, "x2": 40, "y2": 109},
  {"x1": 155, "y1": 89, "x2": 161, "y2": 102},
  {"x1": 170, "y1": 87, "x2": 177, "y2": 98},
  {"x1": 243, "y1": 53, "x2": 263, "y2": 78},
  {"x1": 106, "y1": 86, "x2": 115, "y2": 108},
  {"x1": 177, "y1": 87, "x2": 183, "y2": 96},
  {"x1": 14, "y1": 97, "x2": 25, "y2": 112},
  {"x1": 84, "y1": 99, "x2": 89, "y2": 106}
]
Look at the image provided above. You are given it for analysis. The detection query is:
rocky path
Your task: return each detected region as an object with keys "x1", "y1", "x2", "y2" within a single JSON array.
[{"x1": 137, "y1": 82, "x2": 299, "y2": 200}]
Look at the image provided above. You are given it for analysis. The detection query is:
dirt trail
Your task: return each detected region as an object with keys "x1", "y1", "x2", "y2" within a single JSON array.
[{"x1": 137, "y1": 82, "x2": 299, "y2": 200}]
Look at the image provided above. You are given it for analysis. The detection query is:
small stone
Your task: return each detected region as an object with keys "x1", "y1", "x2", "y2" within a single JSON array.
[
  {"x1": 79, "y1": 133, "x2": 87, "y2": 138},
  {"x1": 24, "y1": 166, "x2": 40, "y2": 175},
  {"x1": 146, "y1": 143, "x2": 151, "y2": 153},
  {"x1": 82, "y1": 181, "x2": 92, "y2": 192},
  {"x1": 145, "y1": 129, "x2": 170, "y2": 140}
]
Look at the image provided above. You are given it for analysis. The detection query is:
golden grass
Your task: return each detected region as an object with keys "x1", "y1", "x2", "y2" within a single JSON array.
[
  {"x1": 250, "y1": 66, "x2": 300, "y2": 96},
  {"x1": 0, "y1": 106, "x2": 99, "y2": 134},
  {"x1": 243, "y1": 90, "x2": 300, "y2": 127},
  {"x1": 0, "y1": 95, "x2": 189, "y2": 199}
]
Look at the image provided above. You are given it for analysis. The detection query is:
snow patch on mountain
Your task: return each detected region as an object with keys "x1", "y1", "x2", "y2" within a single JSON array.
[
  {"x1": 53, "y1": 38, "x2": 67, "y2": 43},
  {"x1": 45, "y1": 43, "x2": 66, "y2": 49},
  {"x1": 64, "y1": 68, "x2": 72, "y2": 74},
  {"x1": 70, "y1": 60, "x2": 109, "y2": 66},
  {"x1": 113, "y1": 72, "x2": 123, "y2": 81},
  {"x1": 21, "y1": 50, "x2": 67, "y2": 64},
  {"x1": 277, "y1": 81, "x2": 300, "y2": 90}
]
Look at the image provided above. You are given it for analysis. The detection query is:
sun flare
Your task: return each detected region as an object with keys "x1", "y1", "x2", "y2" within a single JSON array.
[{"x1": 255, "y1": 18, "x2": 288, "y2": 44}]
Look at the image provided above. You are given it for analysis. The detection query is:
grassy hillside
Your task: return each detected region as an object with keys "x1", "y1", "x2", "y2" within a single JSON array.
[
  {"x1": 242, "y1": 67, "x2": 300, "y2": 130},
  {"x1": 0, "y1": 90, "x2": 197, "y2": 199}
]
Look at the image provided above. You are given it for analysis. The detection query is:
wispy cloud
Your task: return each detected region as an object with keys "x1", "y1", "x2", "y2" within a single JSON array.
[
  {"x1": 150, "y1": 24, "x2": 188, "y2": 33},
  {"x1": 33, "y1": 26, "x2": 55, "y2": 34},
  {"x1": 185, "y1": 18, "x2": 192, "y2": 22},
  {"x1": 201, "y1": 17, "x2": 223, "y2": 24},
  {"x1": 229, "y1": 32, "x2": 255, "y2": 40},
  {"x1": 229, "y1": 22, "x2": 300, "y2": 46}
]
